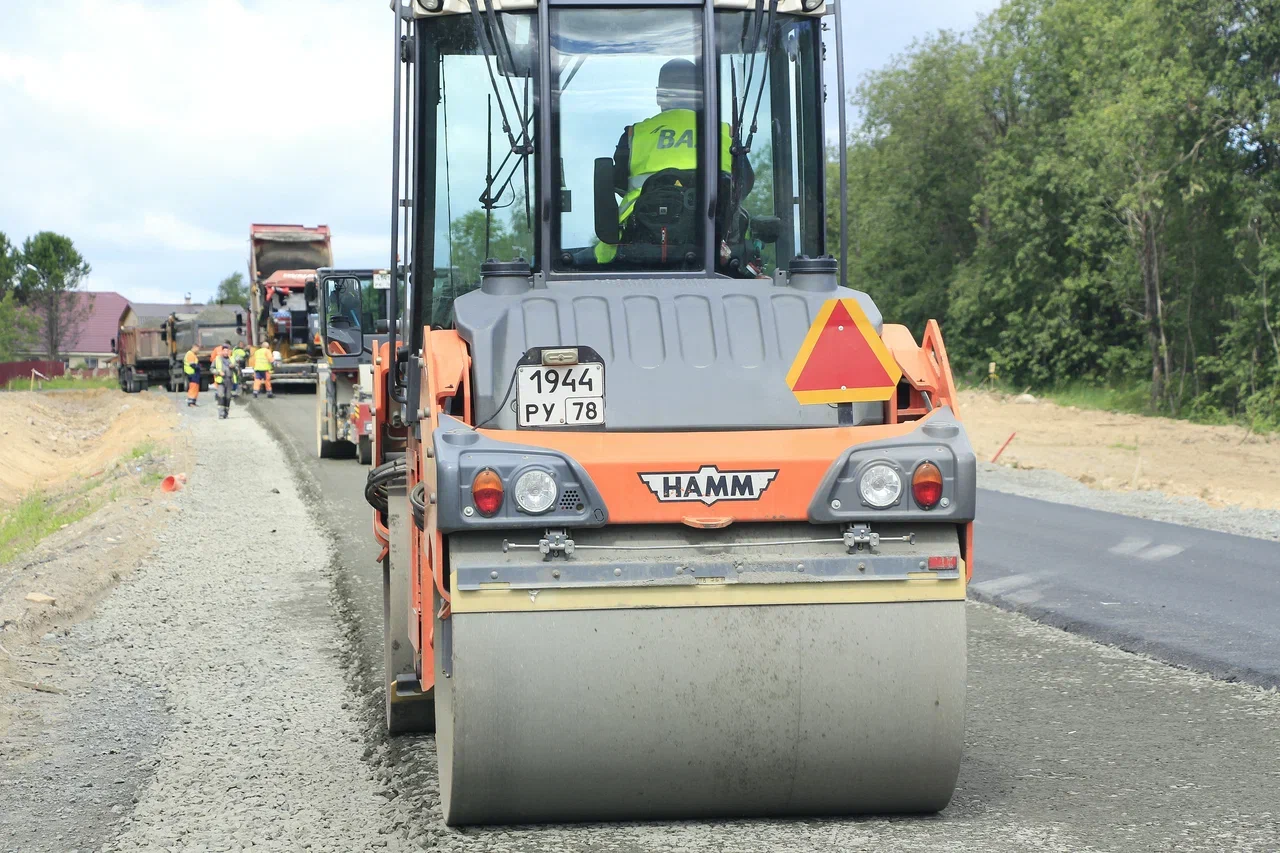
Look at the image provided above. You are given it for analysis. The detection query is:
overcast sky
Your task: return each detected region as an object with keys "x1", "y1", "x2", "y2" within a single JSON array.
[{"x1": 0, "y1": 0, "x2": 998, "y2": 304}]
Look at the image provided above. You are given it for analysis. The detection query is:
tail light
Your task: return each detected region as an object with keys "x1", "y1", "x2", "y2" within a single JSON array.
[
  {"x1": 912, "y1": 462, "x2": 944, "y2": 509},
  {"x1": 471, "y1": 469, "x2": 504, "y2": 516}
]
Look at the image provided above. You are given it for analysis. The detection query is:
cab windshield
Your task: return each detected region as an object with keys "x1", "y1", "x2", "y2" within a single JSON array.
[
  {"x1": 550, "y1": 9, "x2": 824, "y2": 276},
  {"x1": 322, "y1": 273, "x2": 393, "y2": 357}
]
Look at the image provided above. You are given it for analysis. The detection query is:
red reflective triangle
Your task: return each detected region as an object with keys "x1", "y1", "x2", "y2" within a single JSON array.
[{"x1": 791, "y1": 301, "x2": 894, "y2": 393}]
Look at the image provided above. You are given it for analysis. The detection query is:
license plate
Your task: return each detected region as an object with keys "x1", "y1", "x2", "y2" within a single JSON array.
[{"x1": 517, "y1": 363, "x2": 604, "y2": 427}]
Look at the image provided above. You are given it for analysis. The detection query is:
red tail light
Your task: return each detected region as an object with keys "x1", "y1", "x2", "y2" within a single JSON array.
[
  {"x1": 472, "y1": 469, "x2": 504, "y2": 516},
  {"x1": 912, "y1": 462, "x2": 944, "y2": 509}
]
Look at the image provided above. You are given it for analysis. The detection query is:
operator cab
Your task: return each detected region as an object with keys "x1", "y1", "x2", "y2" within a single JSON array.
[
  {"x1": 391, "y1": 0, "x2": 859, "y2": 432},
  {"x1": 318, "y1": 269, "x2": 395, "y2": 367},
  {"x1": 410, "y1": 0, "x2": 829, "y2": 327}
]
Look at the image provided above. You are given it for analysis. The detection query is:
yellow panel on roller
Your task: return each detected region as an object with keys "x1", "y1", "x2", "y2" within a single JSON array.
[{"x1": 449, "y1": 563, "x2": 966, "y2": 613}]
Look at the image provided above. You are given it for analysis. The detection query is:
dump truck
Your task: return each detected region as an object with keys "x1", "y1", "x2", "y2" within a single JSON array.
[
  {"x1": 315, "y1": 268, "x2": 392, "y2": 463},
  {"x1": 248, "y1": 224, "x2": 332, "y2": 383},
  {"x1": 164, "y1": 306, "x2": 246, "y2": 392},
  {"x1": 115, "y1": 325, "x2": 169, "y2": 393},
  {"x1": 354, "y1": 0, "x2": 975, "y2": 826}
]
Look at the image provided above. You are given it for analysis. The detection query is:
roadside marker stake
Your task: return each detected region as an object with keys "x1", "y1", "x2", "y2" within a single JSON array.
[{"x1": 991, "y1": 431, "x2": 1017, "y2": 463}]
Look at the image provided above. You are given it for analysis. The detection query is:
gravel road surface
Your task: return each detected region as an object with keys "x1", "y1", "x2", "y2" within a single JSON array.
[
  {"x1": 4, "y1": 397, "x2": 415, "y2": 852},
  {"x1": 257, "y1": 390, "x2": 1280, "y2": 852},
  {"x1": 4, "y1": 390, "x2": 1278, "y2": 852}
]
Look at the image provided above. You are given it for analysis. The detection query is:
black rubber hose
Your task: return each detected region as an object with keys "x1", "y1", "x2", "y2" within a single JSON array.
[
  {"x1": 409, "y1": 480, "x2": 427, "y2": 531},
  {"x1": 364, "y1": 458, "x2": 406, "y2": 514}
]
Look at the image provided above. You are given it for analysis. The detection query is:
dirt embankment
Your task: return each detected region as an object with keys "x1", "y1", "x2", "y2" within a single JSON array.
[
  {"x1": 1, "y1": 390, "x2": 190, "y2": 714},
  {"x1": 960, "y1": 389, "x2": 1280, "y2": 511},
  {"x1": 0, "y1": 390, "x2": 180, "y2": 502}
]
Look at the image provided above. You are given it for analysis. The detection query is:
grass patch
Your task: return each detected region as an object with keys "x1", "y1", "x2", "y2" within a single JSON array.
[
  {"x1": 1108, "y1": 441, "x2": 1139, "y2": 451},
  {"x1": 0, "y1": 443, "x2": 172, "y2": 565},
  {"x1": 0, "y1": 490, "x2": 99, "y2": 565},
  {"x1": 130, "y1": 439, "x2": 159, "y2": 459},
  {"x1": 1037, "y1": 381, "x2": 1153, "y2": 415},
  {"x1": 967, "y1": 377, "x2": 1279, "y2": 435},
  {"x1": 4, "y1": 375, "x2": 118, "y2": 392}
]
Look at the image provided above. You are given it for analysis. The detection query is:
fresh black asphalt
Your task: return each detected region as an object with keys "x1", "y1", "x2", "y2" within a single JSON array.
[{"x1": 973, "y1": 489, "x2": 1280, "y2": 687}]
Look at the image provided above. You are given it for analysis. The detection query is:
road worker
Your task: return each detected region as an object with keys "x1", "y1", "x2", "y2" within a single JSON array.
[
  {"x1": 183, "y1": 343, "x2": 200, "y2": 407},
  {"x1": 231, "y1": 340, "x2": 248, "y2": 396},
  {"x1": 212, "y1": 344, "x2": 232, "y2": 419},
  {"x1": 253, "y1": 341, "x2": 274, "y2": 399},
  {"x1": 594, "y1": 58, "x2": 749, "y2": 265}
]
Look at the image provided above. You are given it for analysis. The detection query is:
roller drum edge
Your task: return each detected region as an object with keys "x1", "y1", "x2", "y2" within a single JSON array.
[{"x1": 434, "y1": 600, "x2": 966, "y2": 825}]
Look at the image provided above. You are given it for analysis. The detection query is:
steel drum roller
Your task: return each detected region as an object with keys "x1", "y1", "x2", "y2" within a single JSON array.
[{"x1": 434, "y1": 598, "x2": 965, "y2": 825}]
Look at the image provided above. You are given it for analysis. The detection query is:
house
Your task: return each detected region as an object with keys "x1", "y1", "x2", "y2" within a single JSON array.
[{"x1": 25, "y1": 291, "x2": 135, "y2": 369}]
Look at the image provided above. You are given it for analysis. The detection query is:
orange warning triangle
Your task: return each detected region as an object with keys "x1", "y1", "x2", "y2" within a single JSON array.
[{"x1": 785, "y1": 299, "x2": 903, "y2": 404}]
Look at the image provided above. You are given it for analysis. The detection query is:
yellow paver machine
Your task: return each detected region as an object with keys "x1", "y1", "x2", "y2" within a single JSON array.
[{"x1": 357, "y1": 0, "x2": 975, "y2": 825}]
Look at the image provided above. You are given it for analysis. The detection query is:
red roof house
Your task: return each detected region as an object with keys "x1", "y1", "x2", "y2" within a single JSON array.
[{"x1": 26, "y1": 291, "x2": 137, "y2": 368}]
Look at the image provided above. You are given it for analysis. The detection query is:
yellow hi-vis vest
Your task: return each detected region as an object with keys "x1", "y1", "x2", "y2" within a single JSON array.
[
  {"x1": 595, "y1": 109, "x2": 733, "y2": 264},
  {"x1": 232, "y1": 347, "x2": 246, "y2": 363},
  {"x1": 254, "y1": 347, "x2": 272, "y2": 372},
  {"x1": 213, "y1": 354, "x2": 226, "y2": 385},
  {"x1": 183, "y1": 350, "x2": 198, "y2": 375}
]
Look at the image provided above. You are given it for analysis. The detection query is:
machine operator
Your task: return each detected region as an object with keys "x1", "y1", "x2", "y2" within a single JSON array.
[{"x1": 594, "y1": 58, "x2": 752, "y2": 265}]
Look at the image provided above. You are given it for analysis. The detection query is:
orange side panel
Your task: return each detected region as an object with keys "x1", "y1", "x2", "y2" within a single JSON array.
[
  {"x1": 410, "y1": 328, "x2": 473, "y2": 683},
  {"x1": 372, "y1": 342, "x2": 391, "y2": 460},
  {"x1": 427, "y1": 330, "x2": 471, "y2": 420},
  {"x1": 922, "y1": 320, "x2": 960, "y2": 416},
  {"x1": 882, "y1": 324, "x2": 939, "y2": 395},
  {"x1": 478, "y1": 410, "x2": 950, "y2": 525},
  {"x1": 408, "y1": 431, "x2": 423, "y2": 657}
]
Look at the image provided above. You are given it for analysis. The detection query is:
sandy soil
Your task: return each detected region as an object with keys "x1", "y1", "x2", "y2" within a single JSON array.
[
  {"x1": 960, "y1": 389, "x2": 1280, "y2": 511},
  {"x1": 0, "y1": 389, "x2": 180, "y2": 503},
  {"x1": 0, "y1": 390, "x2": 191, "y2": 728}
]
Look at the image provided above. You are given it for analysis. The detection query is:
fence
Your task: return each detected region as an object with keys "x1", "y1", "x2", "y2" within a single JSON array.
[{"x1": 0, "y1": 360, "x2": 66, "y2": 387}]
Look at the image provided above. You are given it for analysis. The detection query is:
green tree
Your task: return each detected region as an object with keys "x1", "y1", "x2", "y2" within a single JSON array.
[
  {"x1": 834, "y1": 0, "x2": 1280, "y2": 424},
  {"x1": 19, "y1": 232, "x2": 92, "y2": 361},
  {"x1": 213, "y1": 271, "x2": 249, "y2": 306},
  {"x1": 0, "y1": 232, "x2": 18, "y2": 298},
  {"x1": 0, "y1": 292, "x2": 39, "y2": 361},
  {"x1": 841, "y1": 31, "x2": 989, "y2": 334},
  {"x1": 433, "y1": 205, "x2": 531, "y2": 327}
]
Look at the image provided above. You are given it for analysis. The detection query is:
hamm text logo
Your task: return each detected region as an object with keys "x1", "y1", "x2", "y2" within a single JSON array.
[{"x1": 638, "y1": 466, "x2": 779, "y2": 506}]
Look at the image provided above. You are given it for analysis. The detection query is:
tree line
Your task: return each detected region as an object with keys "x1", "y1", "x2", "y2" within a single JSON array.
[
  {"x1": 0, "y1": 231, "x2": 91, "y2": 363},
  {"x1": 832, "y1": 0, "x2": 1280, "y2": 428},
  {"x1": 1, "y1": 227, "x2": 258, "y2": 363}
]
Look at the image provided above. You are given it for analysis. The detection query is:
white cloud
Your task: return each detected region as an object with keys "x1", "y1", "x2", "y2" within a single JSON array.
[
  {"x1": 1, "y1": 0, "x2": 999, "y2": 304},
  {"x1": 333, "y1": 233, "x2": 392, "y2": 266},
  {"x1": 89, "y1": 213, "x2": 243, "y2": 253},
  {"x1": 0, "y1": 0, "x2": 388, "y2": 303}
]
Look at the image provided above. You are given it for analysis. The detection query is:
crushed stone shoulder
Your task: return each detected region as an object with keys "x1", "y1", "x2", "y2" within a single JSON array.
[
  {"x1": 978, "y1": 461, "x2": 1280, "y2": 541},
  {"x1": 85, "y1": 403, "x2": 413, "y2": 851}
]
